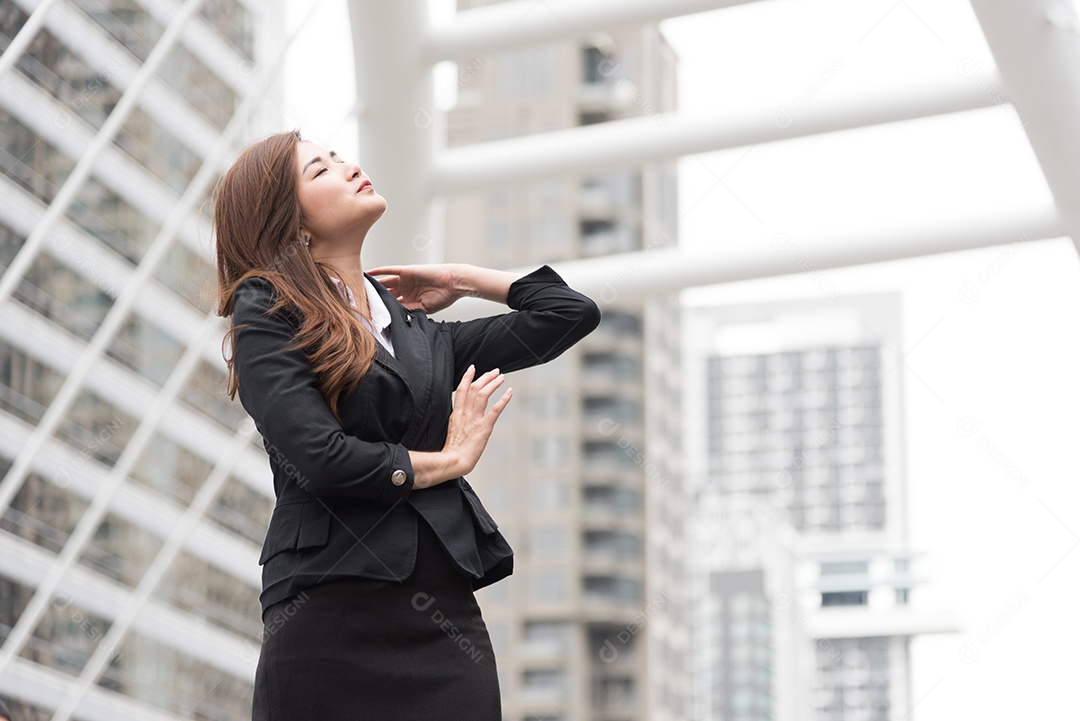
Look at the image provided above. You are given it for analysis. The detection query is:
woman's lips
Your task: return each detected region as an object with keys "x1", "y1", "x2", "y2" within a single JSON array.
[{"x1": 357, "y1": 180, "x2": 373, "y2": 193}]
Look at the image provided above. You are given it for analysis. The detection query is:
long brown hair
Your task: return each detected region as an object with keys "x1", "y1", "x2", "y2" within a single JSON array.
[{"x1": 214, "y1": 129, "x2": 377, "y2": 424}]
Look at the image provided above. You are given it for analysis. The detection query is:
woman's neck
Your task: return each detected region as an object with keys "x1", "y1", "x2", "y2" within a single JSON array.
[{"x1": 317, "y1": 253, "x2": 368, "y2": 315}]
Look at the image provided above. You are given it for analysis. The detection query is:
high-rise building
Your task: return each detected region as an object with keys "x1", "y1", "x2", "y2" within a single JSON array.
[
  {"x1": 0, "y1": 2, "x2": 283, "y2": 719},
  {"x1": 443, "y1": 3, "x2": 690, "y2": 721},
  {"x1": 685, "y1": 293, "x2": 960, "y2": 721}
]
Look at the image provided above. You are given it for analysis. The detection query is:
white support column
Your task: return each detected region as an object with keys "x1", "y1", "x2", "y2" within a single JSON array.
[
  {"x1": 434, "y1": 77, "x2": 1005, "y2": 193},
  {"x1": 347, "y1": 0, "x2": 438, "y2": 268},
  {"x1": 425, "y1": 0, "x2": 759, "y2": 62},
  {"x1": 968, "y1": 0, "x2": 1080, "y2": 256}
]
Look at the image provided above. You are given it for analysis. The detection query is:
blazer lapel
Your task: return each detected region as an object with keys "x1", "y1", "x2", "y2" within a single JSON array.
[{"x1": 365, "y1": 273, "x2": 434, "y2": 448}]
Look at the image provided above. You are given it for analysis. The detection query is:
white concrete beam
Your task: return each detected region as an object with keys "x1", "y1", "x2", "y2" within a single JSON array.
[
  {"x1": 425, "y1": 0, "x2": 760, "y2": 62},
  {"x1": 434, "y1": 77, "x2": 1006, "y2": 193},
  {"x1": 805, "y1": 608, "x2": 962, "y2": 638},
  {"x1": 968, "y1": 0, "x2": 1080, "y2": 256},
  {"x1": 441, "y1": 206, "x2": 1063, "y2": 315}
]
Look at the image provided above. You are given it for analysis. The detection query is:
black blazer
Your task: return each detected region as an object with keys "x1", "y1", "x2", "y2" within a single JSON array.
[{"x1": 232, "y1": 265, "x2": 601, "y2": 613}]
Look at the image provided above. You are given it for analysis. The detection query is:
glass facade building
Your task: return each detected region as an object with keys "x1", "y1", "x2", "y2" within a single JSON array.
[{"x1": 0, "y1": 1, "x2": 282, "y2": 719}]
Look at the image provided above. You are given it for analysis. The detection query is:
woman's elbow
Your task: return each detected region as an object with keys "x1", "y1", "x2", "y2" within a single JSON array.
[{"x1": 576, "y1": 296, "x2": 602, "y2": 337}]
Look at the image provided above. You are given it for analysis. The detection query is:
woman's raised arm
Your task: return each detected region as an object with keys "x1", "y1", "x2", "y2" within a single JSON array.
[{"x1": 368, "y1": 263, "x2": 524, "y2": 312}]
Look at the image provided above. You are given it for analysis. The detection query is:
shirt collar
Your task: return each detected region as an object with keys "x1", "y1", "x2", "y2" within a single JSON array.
[{"x1": 327, "y1": 275, "x2": 392, "y2": 333}]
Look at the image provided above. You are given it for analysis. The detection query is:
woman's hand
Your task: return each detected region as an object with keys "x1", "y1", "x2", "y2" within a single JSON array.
[
  {"x1": 368, "y1": 263, "x2": 462, "y2": 314},
  {"x1": 406, "y1": 365, "x2": 513, "y2": 489},
  {"x1": 442, "y1": 365, "x2": 512, "y2": 478}
]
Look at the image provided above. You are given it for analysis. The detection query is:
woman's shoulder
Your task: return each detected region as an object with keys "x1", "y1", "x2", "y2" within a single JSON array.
[
  {"x1": 235, "y1": 274, "x2": 275, "y2": 294},
  {"x1": 232, "y1": 276, "x2": 301, "y2": 325}
]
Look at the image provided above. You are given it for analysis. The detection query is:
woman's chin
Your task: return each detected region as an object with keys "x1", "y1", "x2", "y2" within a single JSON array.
[
  {"x1": 366, "y1": 194, "x2": 388, "y2": 216},
  {"x1": 358, "y1": 200, "x2": 387, "y2": 225}
]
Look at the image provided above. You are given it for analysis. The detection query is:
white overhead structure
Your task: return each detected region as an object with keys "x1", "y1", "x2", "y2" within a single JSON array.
[
  {"x1": 444, "y1": 204, "x2": 1063, "y2": 314},
  {"x1": 969, "y1": 0, "x2": 1080, "y2": 257},
  {"x1": 433, "y1": 77, "x2": 1006, "y2": 193},
  {"x1": 0, "y1": 0, "x2": 1075, "y2": 717},
  {"x1": 423, "y1": 0, "x2": 766, "y2": 62},
  {"x1": 347, "y1": 0, "x2": 439, "y2": 270},
  {"x1": 349, "y1": 0, "x2": 1080, "y2": 279}
]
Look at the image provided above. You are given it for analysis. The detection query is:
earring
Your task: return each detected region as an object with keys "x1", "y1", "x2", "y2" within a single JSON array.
[{"x1": 300, "y1": 233, "x2": 310, "y2": 248}]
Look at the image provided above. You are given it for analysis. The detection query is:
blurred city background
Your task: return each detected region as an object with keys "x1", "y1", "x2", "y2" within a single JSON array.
[{"x1": 1, "y1": 0, "x2": 1079, "y2": 720}]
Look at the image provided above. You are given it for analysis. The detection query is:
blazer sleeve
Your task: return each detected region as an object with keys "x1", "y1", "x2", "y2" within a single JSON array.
[
  {"x1": 232, "y1": 277, "x2": 415, "y2": 506},
  {"x1": 438, "y1": 264, "x2": 602, "y2": 381}
]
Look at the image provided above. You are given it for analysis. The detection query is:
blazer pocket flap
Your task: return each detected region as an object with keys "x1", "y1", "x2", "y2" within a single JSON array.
[
  {"x1": 460, "y1": 481, "x2": 499, "y2": 534},
  {"x1": 258, "y1": 501, "x2": 332, "y2": 565}
]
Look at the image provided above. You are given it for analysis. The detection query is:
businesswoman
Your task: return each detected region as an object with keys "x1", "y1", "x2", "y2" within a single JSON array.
[{"x1": 213, "y1": 129, "x2": 600, "y2": 720}]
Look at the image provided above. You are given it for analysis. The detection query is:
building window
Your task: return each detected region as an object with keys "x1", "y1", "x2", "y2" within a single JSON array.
[
  {"x1": 583, "y1": 397, "x2": 639, "y2": 425},
  {"x1": 582, "y1": 46, "x2": 614, "y2": 84},
  {"x1": 579, "y1": 110, "x2": 610, "y2": 125},
  {"x1": 821, "y1": 591, "x2": 868, "y2": 607},
  {"x1": 583, "y1": 575, "x2": 640, "y2": 604}
]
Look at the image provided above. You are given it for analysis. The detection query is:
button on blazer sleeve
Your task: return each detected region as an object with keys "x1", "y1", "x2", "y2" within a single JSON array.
[
  {"x1": 438, "y1": 264, "x2": 601, "y2": 382},
  {"x1": 231, "y1": 277, "x2": 414, "y2": 506}
]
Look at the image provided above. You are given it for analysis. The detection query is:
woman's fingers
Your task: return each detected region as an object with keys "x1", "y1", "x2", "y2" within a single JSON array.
[
  {"x1": 367, "y1": 266, "x2": 402, "y2": 276},
  {"x1": 470, "y1": 367, "x2": 500, "y2": 387},
  {"x1": 453, "y1": 366, "x2": 511, "y2": 423},
  {"x1": 467, "y1": 369, "x2": 503, "y2": 409},
  {"x1": 454, "y1": 365, "x2": 475, "y2": 405},
  {"x1": 490, "y1": 387, "x2": 513, "y2": 416},
  {"x1": 460, "y1": 364, "x2": 475, "y2": 390},
  {"x1": 476, "y1": 373, "x2": 506, "y2": 401}
]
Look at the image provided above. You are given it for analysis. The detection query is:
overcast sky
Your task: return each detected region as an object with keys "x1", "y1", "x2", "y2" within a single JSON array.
[{"x1": 284, "y1": 2, "x2": 1080, "y2": 719}]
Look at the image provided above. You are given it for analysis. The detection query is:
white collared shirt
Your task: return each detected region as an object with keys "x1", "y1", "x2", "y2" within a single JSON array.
[{"x1": 327, "y1": 275, "x2": 396, "y2": 357}]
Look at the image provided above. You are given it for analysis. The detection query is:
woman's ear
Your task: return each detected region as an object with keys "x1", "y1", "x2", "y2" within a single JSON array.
[{"x1": 299, "y1": 229, "x2": 312, "y2": 247}]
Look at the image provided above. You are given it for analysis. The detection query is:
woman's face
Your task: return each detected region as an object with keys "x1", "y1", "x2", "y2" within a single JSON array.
[{"x1": 295, "y1": 140, "x2": 386, "y2": 245}]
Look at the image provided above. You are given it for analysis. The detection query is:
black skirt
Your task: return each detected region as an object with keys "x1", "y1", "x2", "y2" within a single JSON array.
[{"x1": 251, "y1": 514, "x2": 502, "y2": 721}]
